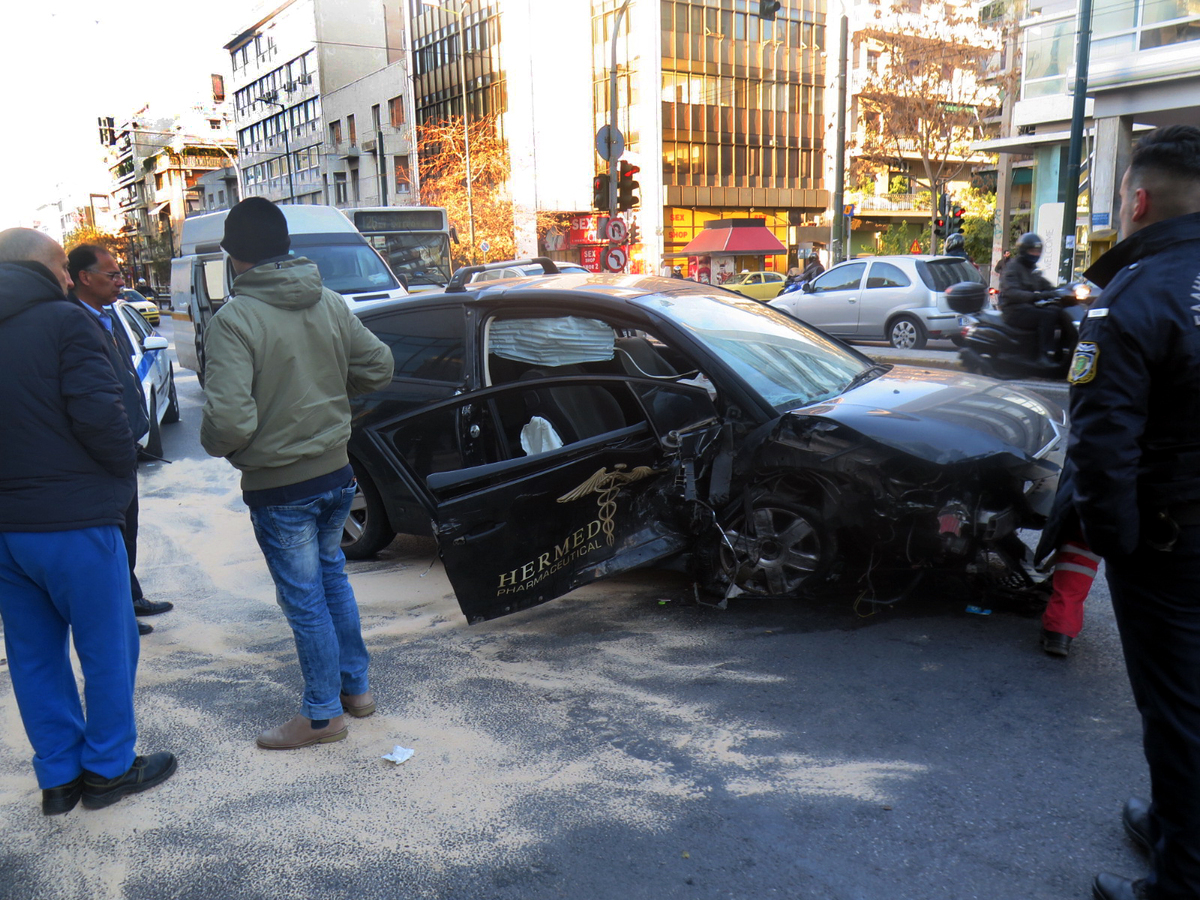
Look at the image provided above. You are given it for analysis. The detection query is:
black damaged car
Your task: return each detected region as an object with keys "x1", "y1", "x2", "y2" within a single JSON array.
[{"x1": 343, "y1": 263, "x2": 1065, "y2": 624}]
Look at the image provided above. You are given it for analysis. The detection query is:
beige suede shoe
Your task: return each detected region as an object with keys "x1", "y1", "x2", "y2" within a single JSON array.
[
  {"x1": 256, "y1": 714, "x2": 348, "y2": 750},
  {"x1": 340, "y1": 691, "x2": 376, "y2": 718}
]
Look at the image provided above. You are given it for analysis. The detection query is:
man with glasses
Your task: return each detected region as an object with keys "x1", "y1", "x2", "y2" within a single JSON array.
[{"x1": 67, "y1": 245, "x2": 173, "y2": 635}]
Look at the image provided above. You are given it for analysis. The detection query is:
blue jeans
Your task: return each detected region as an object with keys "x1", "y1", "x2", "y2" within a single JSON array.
[
  {"x1": 0, "y1": 527, "x2": 138, "y2": 788},
  {"x1": 249, "y1": 481, "x2": 370, "y2": 720}
]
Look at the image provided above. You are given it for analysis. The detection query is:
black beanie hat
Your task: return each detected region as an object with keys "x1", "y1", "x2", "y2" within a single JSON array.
[{"x1": 221, "y1": 197, "x2": 290, "y2": 263}]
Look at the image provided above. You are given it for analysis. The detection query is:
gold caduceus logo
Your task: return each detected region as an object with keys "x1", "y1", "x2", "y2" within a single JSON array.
[{"x1": 557, "y1": 464, "x2": 660, "y2": 546}]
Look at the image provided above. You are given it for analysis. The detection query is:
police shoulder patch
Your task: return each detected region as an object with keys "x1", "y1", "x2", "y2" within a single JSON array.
[{"x1": 1068, "y1": 341, "x2": 1100, "y2": 384}]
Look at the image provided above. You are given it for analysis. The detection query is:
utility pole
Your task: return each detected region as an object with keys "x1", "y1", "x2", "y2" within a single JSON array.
[
  {"x1": 608, "y1": 0, "x2": 634, "y2": 218},
  {"x1": 831, "y1": 15, "x2": 849, "y2": 264},
  {"x1": 1060, "y1": 0, "x2": 1094, "y2": 284}
]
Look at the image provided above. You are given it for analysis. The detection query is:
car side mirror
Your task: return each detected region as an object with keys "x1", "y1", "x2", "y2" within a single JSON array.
[
  {"x1": 143, "y1": 335, "x2": 169, "y2": 351},
  {"x1": 396, "y1": 273, "x2": 409, "y2": 291},
  {"x1": 802, "y1": 281, "x2": 815, "y2": 293}
]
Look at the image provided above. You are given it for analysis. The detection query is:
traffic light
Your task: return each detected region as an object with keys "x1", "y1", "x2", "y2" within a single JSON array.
[
  {"x1": 933, "y1": 217, "x2": 946, "y2": 238},
  {"x1": 757, "y1": 0, "x2": 782, "y2": 20},
  {"x1": 949, "y1": 205, "x2": 965, "y2": 235},
  {"x1": 617, "y1": 161, "x2": 640, "y2": 211},
  {"x1": 592, "y1": 173, "x2": 610, "y2": 210}
]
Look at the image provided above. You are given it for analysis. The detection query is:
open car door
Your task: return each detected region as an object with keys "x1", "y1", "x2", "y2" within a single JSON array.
[{"x1": 361, "y1": 376, "x2": 721, "y2": 622}]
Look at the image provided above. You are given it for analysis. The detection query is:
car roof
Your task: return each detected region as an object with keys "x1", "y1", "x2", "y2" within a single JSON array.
[
  {"x1": 353, "y1": 273, "x2": 735, "y2": 318},
  {"x1": 832, "y1": 255, "x2": 960, "y2": 264}
]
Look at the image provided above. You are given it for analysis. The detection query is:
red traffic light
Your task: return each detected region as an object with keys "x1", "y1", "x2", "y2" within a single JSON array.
[
  {"x1": 934, "y1": 217, "x2": 946, "y2": 228},
  {"x1": 951, "y1": 206, "x2": 965, "y2": 219}
]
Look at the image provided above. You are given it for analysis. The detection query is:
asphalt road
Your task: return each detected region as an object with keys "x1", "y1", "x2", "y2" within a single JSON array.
[{"x1": 0, "y1": 320, "x2": 1149, "y2": 900}]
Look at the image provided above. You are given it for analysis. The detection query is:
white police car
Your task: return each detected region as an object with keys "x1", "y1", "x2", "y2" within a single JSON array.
[{"x1": 111, "y1": 297, "x2": 179, "y2": 456}]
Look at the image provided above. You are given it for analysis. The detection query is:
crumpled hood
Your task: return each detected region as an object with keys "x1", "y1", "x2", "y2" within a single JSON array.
[
  {"x1": 230, "y1": 257, "x2": 325, "y2": 310},
  {"x1": 785, "y1": 365, "x2": 1065, "y2": 465},
  {"x1": 0, "y1": 263, "x2": 64, "y2": 324}
]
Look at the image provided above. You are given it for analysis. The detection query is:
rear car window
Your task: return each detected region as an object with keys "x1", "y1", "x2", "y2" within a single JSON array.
[
  {"x1": 866, "y1": 262, "x2": 911, "y2": 289},
  {"x1": 368, "y1": 307, "x2": 466, "y2": 383},
  {"x1": 918, "y1": 258, "x2": 983, "y2": 290}
]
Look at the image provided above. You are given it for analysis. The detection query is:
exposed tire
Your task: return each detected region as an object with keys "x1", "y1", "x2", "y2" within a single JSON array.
[
  {"x1": 719, "y1": 495, "x2": 834, "y2": 597},
  {"x1": 341, "y1": 466, "x2": 395, "y2": 559},
  {"x1": 143, "y1": 392, "x2": 163, "y2": 458},
  {"x1": 163, "y1": 365, "x2": 180, "y2": 424},
  {"x1": 888, "y1": 315, "x2": 927, "y2": 350}
]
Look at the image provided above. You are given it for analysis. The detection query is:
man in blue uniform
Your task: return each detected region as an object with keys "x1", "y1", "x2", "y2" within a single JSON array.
[{"x1": 1069, "y1": 125, "x2": 1200, "y2": 900}]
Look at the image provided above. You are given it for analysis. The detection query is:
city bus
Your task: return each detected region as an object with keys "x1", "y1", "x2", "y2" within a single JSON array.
[{"x1": 344, "y1": 206, "x2": 453, "y2": 294}]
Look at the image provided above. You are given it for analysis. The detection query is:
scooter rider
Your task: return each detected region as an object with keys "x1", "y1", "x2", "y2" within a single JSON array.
[{"x1": 999, "y1": 233, "x2": 1073, "y2": 364}]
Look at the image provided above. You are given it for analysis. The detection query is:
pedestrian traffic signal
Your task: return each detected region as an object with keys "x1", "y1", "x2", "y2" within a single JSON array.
[
  {"x1": 933, "y1": 217, "x2": 947, "y2": 238},
  {"x1": 949, "y1": 206, "x2": 966, "y2": 234},
  {"x1": 617, "y1": 161, "x2": 640, "y2": 211},
  {"x1": 592, "y1": 173, "x2": 610, "y2": 210},
  {"x1": 757, "y1": 0, "x2": 782, "y2": 20}
]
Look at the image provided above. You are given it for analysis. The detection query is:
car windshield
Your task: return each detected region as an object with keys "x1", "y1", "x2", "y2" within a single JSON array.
[
  {"x1": 644, "y1": 292, "x2": 870, "y2": 410},
  {"x1": 723, "y1": 273, "x2": 754, "y2": 285},
  {"x1": 366, "y1": 233, "x2": 452, "y2": 287},
  {"x1": 297, "y1": 244, "x2": 400, "y2": 295}
]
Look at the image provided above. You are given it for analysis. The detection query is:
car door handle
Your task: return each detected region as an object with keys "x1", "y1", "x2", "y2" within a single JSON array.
[{"x1": 453, "y1": 522, "x2": 506, "y2": 545}]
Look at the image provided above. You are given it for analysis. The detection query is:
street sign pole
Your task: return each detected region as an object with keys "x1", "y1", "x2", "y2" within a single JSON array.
[{"x1": 608, "y1": 0, "x2": 633, "y2": 223}]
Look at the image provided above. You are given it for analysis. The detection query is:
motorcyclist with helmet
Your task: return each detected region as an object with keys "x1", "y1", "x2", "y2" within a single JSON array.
[
  {"x1": 999, "y1": 232, "x2": 1075, "y2": 365},
  {"x1": 944, "y1": 232, "x2": 969, "y2": 260}
]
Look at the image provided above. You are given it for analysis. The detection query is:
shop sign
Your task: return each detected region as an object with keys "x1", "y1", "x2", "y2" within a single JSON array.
[{"x1": 569, "y1": 215, "x2": 605, "y2": 245}]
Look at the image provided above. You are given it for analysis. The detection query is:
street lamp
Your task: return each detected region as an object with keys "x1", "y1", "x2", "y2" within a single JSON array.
[
  {"x1": 422, "y1": 0, "x2": 476, "y2": 263},
  {"x1": 259, "y1": 95, "x2": 297, "y2": 203}
]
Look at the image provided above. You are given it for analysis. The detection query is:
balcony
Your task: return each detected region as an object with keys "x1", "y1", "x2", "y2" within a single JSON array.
[
  {"x1": 847, "y1": 192, "x2": 930, "y2": 214},
  {"x1": 336, "y1": 142, "x2": 361, "y2": 160}
]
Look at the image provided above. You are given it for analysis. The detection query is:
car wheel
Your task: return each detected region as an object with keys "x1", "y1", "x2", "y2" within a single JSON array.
[
  {"x1": 888, "y1": 315, "x2": 927, "y2": 350},
  {"x1": 720, "y1": 495, "x2": 833, "y2": 597},
  {"x1": 342, "y1": 466, "x2": 396, "y2": 559},
  {"x1": 163, "y1": 365, "x2": 180, "y2": 424},
  {"x1": 143, "y1": 391, "x2": 163, "y2": 458}
]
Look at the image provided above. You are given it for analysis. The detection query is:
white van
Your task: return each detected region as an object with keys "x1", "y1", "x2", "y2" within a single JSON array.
[{"x1": 170, "y1": 204, "x2": 408, "y2": 384}]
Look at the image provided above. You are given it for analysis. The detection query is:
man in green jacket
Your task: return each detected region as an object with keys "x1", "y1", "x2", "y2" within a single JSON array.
[{"x1": 200, "y1": 198, "x2": 393, "y2": 750}]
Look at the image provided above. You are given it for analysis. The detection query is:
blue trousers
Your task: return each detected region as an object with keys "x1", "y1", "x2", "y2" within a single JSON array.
[
  {"x1": 0, "y1": 527, "x2": 139, "y2": 789},
  {"x1": 248, "y1": 480, "x2": 370, "y2": 720},
  {"x1": 1108, "y1": 523, "x2": 1200, "y2": 900}
]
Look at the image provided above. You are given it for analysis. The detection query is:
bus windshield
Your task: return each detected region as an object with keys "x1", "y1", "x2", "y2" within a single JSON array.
[{"x1": 368, "y1": 233, "x2": 453, "y2": 287}]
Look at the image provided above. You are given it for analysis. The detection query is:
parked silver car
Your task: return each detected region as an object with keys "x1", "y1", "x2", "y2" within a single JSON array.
[{"x1": 768, "y1": 255, "x2": 984, "y2": 349}]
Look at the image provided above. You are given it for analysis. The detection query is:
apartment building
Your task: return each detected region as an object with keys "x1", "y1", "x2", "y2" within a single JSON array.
[
  {"x1": 225, "y1": 0, "x2": 404, "y2": 204},
  {"x1": 103, "y1": 102, "x2": 236, "y2": 285},
  {"x1": 978, "y1": 0, "x2": 1200, "y2": 276}
]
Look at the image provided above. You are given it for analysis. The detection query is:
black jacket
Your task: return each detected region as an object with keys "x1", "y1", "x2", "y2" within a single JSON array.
[
  {"x1": 0, "y1": 263, "x2": 136, "y2": 532},
  {"x1": 70, "y1": 295, "x2": 150, "y2": 442},
  {"x1": 999, "y1": 256, "x2": 1055, "y2": 311},
  {"x1": 1067, "y1": 211, "x2": 1200, "y2": 557}
]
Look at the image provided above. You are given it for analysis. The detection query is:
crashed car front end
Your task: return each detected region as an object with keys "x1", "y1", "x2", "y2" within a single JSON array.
[{"x1": 703, "y1": 367, "x2": 1066, "y2": 603}]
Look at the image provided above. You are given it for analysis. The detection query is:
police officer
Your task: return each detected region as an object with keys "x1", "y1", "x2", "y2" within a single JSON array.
[
  {"x1": 999, "y1": 232, "x2": 1068, "y2": 364},
  {"x1": 1069, "y1": 125, "x2": 1200, "y2": 900}
]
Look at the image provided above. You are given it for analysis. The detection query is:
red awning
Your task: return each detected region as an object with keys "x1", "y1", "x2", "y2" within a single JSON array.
[{"x1": 681, "y1": 220, "x2": 787, "y2": 255}]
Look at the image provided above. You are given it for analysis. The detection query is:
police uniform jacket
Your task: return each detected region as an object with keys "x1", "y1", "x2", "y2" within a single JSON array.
[
  {"x1": 0, "y1": 263, "x2": 137, "y2": 531},
  {"x1": 999, "y1": 255, "x2": 1055, "y2": 311},
  {"x1": 1067, "y1": 211, "x2": 1200, "y2": 558}
]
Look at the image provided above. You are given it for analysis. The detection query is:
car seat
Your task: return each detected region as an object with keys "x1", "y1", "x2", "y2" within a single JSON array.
[{"x1": 519, "y1": 365, "x2": 625, "y2": 444}]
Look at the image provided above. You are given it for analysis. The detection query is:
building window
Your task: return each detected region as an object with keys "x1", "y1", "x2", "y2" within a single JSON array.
[
  {"x1": 389, "y1": 96, "x2": 405, "y2": 127},
  {"x1": 218, "y1": 189, "x2": 225, "y2": 203},
  {"x1": 155, "y1": 173, "x2": 164, "y2": 190},
  {"x1": 348, "y1": 114, "x2": 357, "y2": 146},
  {"x1": 334, "y1": 172, "x2": 348, "y2": 204},
  {"x1": 371, "y1": 103, "x2": 381, "y2": 131},
  {"x1": 395, "y1": 155, "x2": 411, "y2": 193},
  {"x1": 329, "y1": 120, "x2": 343, "y2": 145}
]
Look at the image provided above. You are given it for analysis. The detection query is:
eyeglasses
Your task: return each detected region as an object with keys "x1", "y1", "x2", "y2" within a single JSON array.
[{"x1": 88, "y1": 269, "x2": 124, "y2": 281}]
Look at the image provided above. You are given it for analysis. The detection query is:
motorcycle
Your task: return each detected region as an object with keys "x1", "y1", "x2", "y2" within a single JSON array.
[{"x1": 949, "y1": 282, "x2": 1091, "y2": 380}]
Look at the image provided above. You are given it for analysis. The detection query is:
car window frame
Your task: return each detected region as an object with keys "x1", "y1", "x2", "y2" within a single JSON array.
[
  {"x1": 865, "y1": 261, "x2": 912, "y2": 290},
  {"x1": 810, "y1": 262, "x2": 867, "y2": 293}
]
